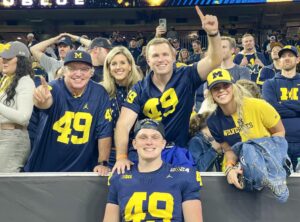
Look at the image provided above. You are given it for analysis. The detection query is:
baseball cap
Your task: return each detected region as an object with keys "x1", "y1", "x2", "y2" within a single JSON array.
[
  {"x1": 278, "y1": 45, "x2": 299, "y2": 58},
  {"x1": 207, "y1": 68, "x2": 233, "y2": 90},
  {"x1": 57, "y1": 36, "x2": 72, "y2": 47},
  {"x1": 270, "y1": 42, "x2": 283, "y2": 50},
  {"x1": 134, "y1": 119, "x2": 165, "y2": 138},
  {"x1": 88, "y1": 37, "x2": 112, "y2": 50},
  {"x1": 0, "y1": 41, "x2": 30, "y2": 59},
  {"x1": 64, "y1": 50, "x2": 92, "y2": 67}
]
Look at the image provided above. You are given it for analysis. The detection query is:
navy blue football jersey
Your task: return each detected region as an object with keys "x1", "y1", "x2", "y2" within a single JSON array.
[
  {"x1": 123, "y1": 63, "x2": 202, "y2": 147},
  {"x1": 107, "y1": 162, "x2": 202, "y2": 222},
  {"x1": 24, "y1": 79, "x2": 112, "y2": 172}
]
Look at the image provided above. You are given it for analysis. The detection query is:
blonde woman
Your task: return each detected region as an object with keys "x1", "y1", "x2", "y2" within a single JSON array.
[
  {"x1": 0, "y1": 41, "x2": 35, "y2": 172},
  {"x1": 177, "y1": 48, "x2": 190, "y2": 65},
  {"x1": 102, "y1": 46, "x2": 142, "y2": 167},
  {"x1": 205, "y1": 68, "x2": 285, "y2": 189}
]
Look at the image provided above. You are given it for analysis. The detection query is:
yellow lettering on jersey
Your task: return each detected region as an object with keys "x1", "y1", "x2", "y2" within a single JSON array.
[
  {"x1": 223, "y1": 122, "x2": 253, "y2": 136},
  {"x1": 196, "y1": 171, "x2": 203, "y2": 186},
  {"x1": 125, "y1": 192, "x2": 147, "y2": 221},
  {"x1": 107, "y1": 172, "x2": 113, "y2": 186},
  {"x1": 104, "y1": 108, "x2": 112, "y2": 122},
  {"x1": 127, "y1": 90, "x2": 138, "y2": 104},
  {"x1": 143, "y1": 88, "x2": 179, "y2": 120},
  {"x1": 280, "y1": 88, "x2": 299, "y2": 101},
  {"x1": 124, "y1": 192, "x2": 174, "y2": 222},
  {"x1": 143, "y1": 98, "x2": 162, "y2": 121},
  {"x1": 52, "y1": 111, "x2": 93, "y2": 144}
]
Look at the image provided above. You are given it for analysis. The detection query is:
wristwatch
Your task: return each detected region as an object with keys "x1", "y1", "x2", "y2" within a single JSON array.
[{"x1": 98, "y1": 160, "x2": 109, "y2": 167}]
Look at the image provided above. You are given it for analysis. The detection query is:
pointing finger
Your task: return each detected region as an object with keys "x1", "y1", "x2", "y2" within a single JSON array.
[
  {"x1": 195, "y1": 6, "x2": 205, "y2": 21},
  {"x1": 40, "y1": 76, "x2": 48, "y2": 87}
]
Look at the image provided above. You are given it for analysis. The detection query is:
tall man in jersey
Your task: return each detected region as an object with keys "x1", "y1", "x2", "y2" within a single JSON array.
[
  {"x1": 113, "y1": 6, "x2": 223, "y2": 173},
  {"x1": 24, "y1": 50, "x2": 112, "y2": 174}
]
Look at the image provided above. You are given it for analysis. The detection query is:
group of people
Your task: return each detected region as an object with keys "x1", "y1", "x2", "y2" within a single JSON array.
[{"x1": 0, "y1": 5, "x2": 299, "y2": 220}]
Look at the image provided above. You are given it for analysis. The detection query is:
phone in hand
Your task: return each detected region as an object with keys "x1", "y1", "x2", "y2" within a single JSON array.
[{"x1": 159, "y1": 18, "x2": 167, "y2": 31}]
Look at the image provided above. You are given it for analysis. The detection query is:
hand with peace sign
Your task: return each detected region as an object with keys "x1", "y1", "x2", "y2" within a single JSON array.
[
  {"x1": 195, "y1": 6, "x2": 219, "y2": 36},
  {"x1": 33, "y1": 76, "x2": 53, "y2": 109}
]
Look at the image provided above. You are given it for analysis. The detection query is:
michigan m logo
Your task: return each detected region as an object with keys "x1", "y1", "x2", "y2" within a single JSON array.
[
  {"x1": 74, "y1": 52, "x2": 83, "y2": 59},
  {"x1": 213, "y1": 71, "x2": 223, "y2": 79},
  {"x1": 280, "y1": 88, "x2": 299, "y2": 101}
]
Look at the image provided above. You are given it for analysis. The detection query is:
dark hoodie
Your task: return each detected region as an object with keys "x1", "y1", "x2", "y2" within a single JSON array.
[{"x1": 262, "y1": 72, "x2": 300, "y2": 142}]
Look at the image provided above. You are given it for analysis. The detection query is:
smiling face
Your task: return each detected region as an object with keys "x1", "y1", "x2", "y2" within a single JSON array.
[
  {"x1": 133, "y1": 128, "x2": 166, "y2": 162},
  {"x1": 2, "y1": 57, "x2": 17, "y2": 76},
  {"x1": 64, "y1": 62, "x2": 93, "y2": 96},
  {"x1": 271, "y1": 46, "x2": 282, "y2": 61},
  {"x1": 242, "y1": 35, "x2": 255, "y2": 52},
  {"x1": 147, "y1": 43, "x2": 175, "y2": 77},
  {"x1": 109, "y1": 53, "x2": 131, "y2": 85},
  {"x1": 211, "y1": 82, "x2": 234, "y2": 105},
  {"x1": 58, "y1": 44, "x2": 72, "y2": 60}
]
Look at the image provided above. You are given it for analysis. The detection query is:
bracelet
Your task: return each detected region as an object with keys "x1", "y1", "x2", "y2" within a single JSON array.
[
  {"x1": 207, "y1": 31, "x2": 219, "y2": 37},
  {"x1": 116, "y1": 154, "x2": 128, "y2": 160},
  {"x1": 225, "y1": 166, "x2": 233, "y2": 176},
  {"x1": 97, "y1": 160, "x2": 108, "y2": 167}
]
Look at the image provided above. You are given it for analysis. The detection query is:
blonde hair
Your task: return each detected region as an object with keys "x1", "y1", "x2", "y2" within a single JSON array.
[
  {"x1": 177, "y1": 48, "x2": 190, "y2": 63},
  {"x1": 206, "y1": 83, "x2": 252, "y2": 134},
  {"x1": 146, "y1": 38, "x2": 175, "y2": 59},
  {"x1": 236, "y1": 79, "x2": 262, "y2": 99},
  {"x1": 221, "y1": 36, "x2": 236, "y2": 49},
  {"x1": 102, "y1": 46, "x2": 142, "y2": 98}
]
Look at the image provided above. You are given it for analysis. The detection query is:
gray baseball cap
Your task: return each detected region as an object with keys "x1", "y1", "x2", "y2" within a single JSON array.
[{"x1": 0, "y1": 41, "x2": 30, "y2": 59}]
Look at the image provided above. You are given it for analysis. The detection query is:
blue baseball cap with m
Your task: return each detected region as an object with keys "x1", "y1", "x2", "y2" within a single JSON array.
[{"x1": 64, "y1": 50, "x2": 92, "y2": 67}]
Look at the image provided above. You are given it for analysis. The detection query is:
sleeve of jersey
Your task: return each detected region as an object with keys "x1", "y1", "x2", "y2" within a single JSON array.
[
  {"x1": 262, "y1": 80, "x2": 299, "y2": 118},
  {"x1": 181, "y1": 168, "x2": 202, "y2": 202},
  {"x1": 233, "y1": 54, "x2": 243, "y2": 65},
  {"x1": 122, "y1": 83, "x2": 142, "y2": 114},
  {"x1": 185, "y1": 63, "x2": 202, "y2": 90},
  {"x1": 207, "y1": 114, "x2": 224, "y2": 143},
  {"x1": 96, "y1": 90, "x2": 113, "y2": 139},
  {"x1": 259, "y1": 99, "x2": 281, "y2": 129},
  {"x1": 107, "y1": 173, "x2": 119, "y2": 205}
]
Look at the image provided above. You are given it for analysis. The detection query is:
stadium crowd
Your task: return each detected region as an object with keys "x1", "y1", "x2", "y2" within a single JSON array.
[{"x1": 0, "y1": 5, "x2": 299, "y2": 220}]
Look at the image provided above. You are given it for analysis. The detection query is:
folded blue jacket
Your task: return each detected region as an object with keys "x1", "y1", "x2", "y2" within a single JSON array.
[{"x1": 232, "y1": 136, "x2": 291, "y2": 203}]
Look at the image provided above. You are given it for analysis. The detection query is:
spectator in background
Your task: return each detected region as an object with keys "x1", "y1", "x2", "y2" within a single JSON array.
[
  {"x1": 128, "y1": 37, "x2": 141, "y2": 62},
  {"x1": 27, "y1": 33, "x2": 38, "y2": 48},
  {"x1": 102, "y1": 46, "x2": 142, "y2": 167},
  {"x1": 234, "y1": 33, "x2": 267, "y2": 82},
  {"x1": 30, "y1": 34, "x2": 73, "y2": 81},
  {"x1": 221, "y1": 36, "x2": 251, "y2": 81},
  {"x1": 262, "y1": 45, "x2": 300, "y2": 171},
  {"x1": 171, "y1": 38, "x2": 181, "y2": 60},
  {"x1": 167, "y1": 26, "x2": 179, "y2": 40},
  {"x1": 177, "y1": 48, "x2": 190, "y2": 65},
  {"x1": 257, "y1": 42, "x2": 283, "y2": 86},
  {"x1": 113, "y1": 7, "x2": 223, "y2": 173},
  {"x1": 189, "y1": 40, "x2": 203, "y2": 63},
  {"x1": 87, "y1": 37, "x2": 112, "y2": 82},
  {"x1": 136, "y1": 46, "x2": 148, "y2": 76},
  {"x1": 24, "y1": 50, "x2": 112, "y2": 173},
  {"x1": 0, "y1": 41, "x2": 35, "y2": 172},
  {"x1": 103, "y1": 119, "x2": 203, "y2": 222}
]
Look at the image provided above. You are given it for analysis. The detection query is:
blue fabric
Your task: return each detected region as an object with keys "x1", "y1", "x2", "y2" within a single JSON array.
[
  {"x1": 188, "y1": 132, "x2": 217, "y2": 171},
  {"x1": 128, "y1": 146, "x2": 195, "y2": 168},
  {"x1": 232, "y1": 136, "x2": 291, "y2": 203},
  {"x1": 287, "y1": 142, "x2": 300, "y2": 171}
]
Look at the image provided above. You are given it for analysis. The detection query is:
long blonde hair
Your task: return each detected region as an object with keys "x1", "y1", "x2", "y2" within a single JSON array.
[
  {"x1": 102, "y1": 46, "x2": 142, "y2": 98},
  {"x1": 206, "y1": 83, "x2": 252, "y2": 134}
]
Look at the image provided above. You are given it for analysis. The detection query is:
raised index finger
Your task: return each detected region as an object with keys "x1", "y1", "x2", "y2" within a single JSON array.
[
  {"x1": 40, "y1": 76, "x2": 48, "y2": 87},
  {"x1": 195, "y1": 6, "x2": 205, "y2": 21}
]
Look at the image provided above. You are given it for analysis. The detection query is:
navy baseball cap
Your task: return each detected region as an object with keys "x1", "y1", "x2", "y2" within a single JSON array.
[
  {"x1": 134, "y1": 119, "x2": 165, "y2": 138},
  {"x1": 64, "y1": 50, "x2": 92, "y2": 67},
  {"x1": 278, "y1": 45, "x2": 299, "y2": 58},
  {"x1": 58, "y1": 36, "x2": 72, "y2": 47},
  {"x1": 0, "y1": 41, "x2": 30, "y2": 59}
]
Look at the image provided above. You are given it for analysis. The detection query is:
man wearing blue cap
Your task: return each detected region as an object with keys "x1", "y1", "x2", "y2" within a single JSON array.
[
  {"x1": 24, "y1": 50, "x2": 113, "y2": 174},
  {"x1": 263, "y1": 45, "x2": 300, "y2": 171},
  {"x1": 103, "y1": 119, "x2": 203, "y2": 222}
]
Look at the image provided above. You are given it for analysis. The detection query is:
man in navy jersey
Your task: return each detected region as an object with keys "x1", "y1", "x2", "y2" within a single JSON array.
[
  {"x1": 103, "y1": 119, "x2": 203, "y2": 222},
  {"x1": 113, "y1": 6, "x2": 222, "y2": 173},
  {"x1": 24, "y1": 50, "x2": 112, "y2": 174}
]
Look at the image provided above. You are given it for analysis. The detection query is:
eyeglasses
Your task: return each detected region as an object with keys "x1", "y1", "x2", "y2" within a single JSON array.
[
  {"x1": 66, "y1": 66, "x2": 92, "y2": 74},
  {"x1": 211, "y1": 83, "x2": 232, "y2": 92}
]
